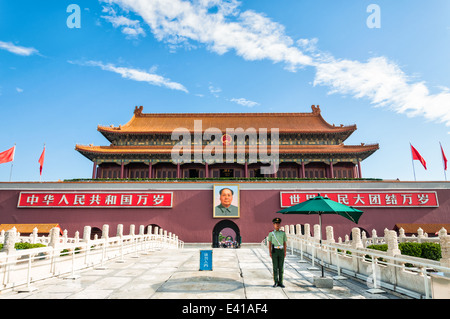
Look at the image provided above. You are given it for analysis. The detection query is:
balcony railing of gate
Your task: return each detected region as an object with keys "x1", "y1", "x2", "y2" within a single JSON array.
[
  {"x1": 0, "y1": 224, "x2": 184, "y2": 292},
  {"x1": 262, "y1": 223, "x2": 450, "y2": 299}
]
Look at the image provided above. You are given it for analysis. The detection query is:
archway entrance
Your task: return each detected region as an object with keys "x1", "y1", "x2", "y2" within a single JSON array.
[{"x1": 212, "y1": 220, "x2": 241, "y2": 248}]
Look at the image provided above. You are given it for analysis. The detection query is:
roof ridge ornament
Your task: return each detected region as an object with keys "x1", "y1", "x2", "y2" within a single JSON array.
[
  {"x1": 134, "y1": 105, "x2": 144, "y2": 116},
  {"x1": 311, "y1": 105, "x2": 321, "y2": 114}
]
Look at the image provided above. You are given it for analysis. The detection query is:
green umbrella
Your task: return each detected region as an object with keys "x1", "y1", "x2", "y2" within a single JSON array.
[{"x1": 276, "y1": 194, "x2": 363, "y2": 277}]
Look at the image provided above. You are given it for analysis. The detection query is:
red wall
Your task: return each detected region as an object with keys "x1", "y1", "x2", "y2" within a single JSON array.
[{"x1": 0, "y1": 181, "x2": 449, "y2": 244}]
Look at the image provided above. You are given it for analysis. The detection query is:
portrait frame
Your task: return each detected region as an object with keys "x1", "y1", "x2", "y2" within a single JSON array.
[{"x1": 213, "y1": 184, "x2": 240, "y2": 219}]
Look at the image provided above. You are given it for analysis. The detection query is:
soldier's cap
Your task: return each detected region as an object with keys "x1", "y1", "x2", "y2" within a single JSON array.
[{"x1": 272, "y1": 218, "x2": 281, "y2": 224}]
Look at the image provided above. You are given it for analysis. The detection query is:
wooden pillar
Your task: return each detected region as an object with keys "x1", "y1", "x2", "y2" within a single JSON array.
[
  {"x1": 302, "y1": 162, "x2": 306, "y2": 178},
  {"x1": 177, "y1": 163, "x2": 181, "y2": 179},
  {"x1": 330, "y1": 161, "x2": 334, "y2": 179},
  {"x1": 273, "y1": 161, "x2": 277, "y2": 178},
  {"x1": 148, "y1": 162, "x2": 153, "y2": 179},
  {"x1": 92, "y1": 161, "x2": 97, "y2": 179},
  {"x1": 205, "y1": 162, "x2": 209, "y2": 178},
  {"x1": 120, "y1": 161, "x2": 124, "y2": 179},
  {"x1": 244, "y1": 161, "x2": 248, "y2": 178}
]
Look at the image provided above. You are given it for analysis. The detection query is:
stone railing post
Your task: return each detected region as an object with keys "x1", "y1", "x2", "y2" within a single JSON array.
[
  {"x1": 351, "y1": 228, "x2": 363, "y2": 250},
  {"x1": 1, "y1": 228, "x2": 17, "y2": 253},
  {"x1": 101, "y1": 224, "x2": 109, "y2": 240},
  {"x1": 83, "y1": 226, "x2": 91, "y2": 242},
  {"x1": 313, "y1": 224, "x2": 321, "y2": 242},
  {"x1": 326, "y1": 226, "x2": 335, "y2": 244},
  {"x1": 30, "y1": 227, "x2": 38, "y2": 244},
  {"x1": 417, "y1": 228, "x2": 424, "y2": 243},
  {"x1": 351, "y1": 228, "x2": 363, "y2": 274},
  {"x1": 49, "y1": 227, "x2": 60, "y2": 248},
  {"x1": 290, "y1": 225, "x2": 295, "y2": 235},
  {"x1": 398, "y1": 227, "x2": 405, "y2": 243},
  {"x1": 361, "y1": 231, "x2": 367, "y2": 248},
  {"x1": 1, "y1": 228, "x2": 17, "y2": 286},
  {"x1": 385, "y1": 230, "x2": 401, "y2": 286},
  {"x1": 62, "y1": 229, "x2": 68, "y2": 244},
  {"x1": 117, "y1": 224, "x2": 123, "y2": 238},
  {"x1": 147, "y1": 225, "x2": 152, "y2": 236},
  {"x1": 386, "y1": 230, "x2": 401, "y2": 256},
  {"x1": 295, "y1": 224, "x2": 302, "y2": 236},
  {"x1": 440, "y1": 235, "x2": 450, "y2": 271},
  {"x1": 304, "y1": 224, "x2": 310, "y2": 239}
]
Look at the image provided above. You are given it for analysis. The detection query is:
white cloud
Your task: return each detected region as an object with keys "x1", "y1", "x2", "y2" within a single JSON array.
[
  {"x1": 102, "y1": 0, "x2": 450, "y2": 127},
  {"x1": 208, "y1": 85, "x2": 222, "y2": 97},
  {"x1": 71, "y1": 60, "x2": 188, "y2": 93},
  {"x1": 101, "y1": 0, "x2": 313, "y2": 70},
  {"x1": 101, "y1": 6, "x2": 146, "y2": 39},
  {"x1": 16, "y1": 88, "x2": 23, "y2": 93},
  {"x1": 0, "y1": 41, "x2": 38, "y2": 56},
  {"x1": 313, "y1": 56, "x2": 450, "y2": 126},
  {"x1": 231, "y1": 97, "x2": 259, "y2": 107}
]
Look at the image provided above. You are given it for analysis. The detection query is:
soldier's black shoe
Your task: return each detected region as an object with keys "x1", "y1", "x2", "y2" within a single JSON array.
[
  {"x1": 278, "y1": 283, "x2": 285, "y2": 288},
  {"x1": 272, "y1": 283, "x2": 278, "y2": 288}
]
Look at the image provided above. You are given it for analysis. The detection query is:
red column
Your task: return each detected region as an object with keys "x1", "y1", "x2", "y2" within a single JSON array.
[
  {"x1": 148, "y1": 162, "x2": 152, "y2": 179},
  {"x1": 273, "y1": 161, "x2": 277, "y2": 178},
  {"x1": 302, "y1": 162, "x2": 306, "y2": 178},
  {"x1": 177, "y1": 163, "x2": 181, "y2": 179},
  {"x1": 205, "y1": 162, "x2": 209, "y2": 178},
  {"x1": 120, "y1": 161, "x2": 124, "y2": 179},
  {"x1": 244, "y1": 161, "x2": 248, "y2": 178},
  {"x1": 330, "y1": 162, "x2": 334, "y2": 179}
]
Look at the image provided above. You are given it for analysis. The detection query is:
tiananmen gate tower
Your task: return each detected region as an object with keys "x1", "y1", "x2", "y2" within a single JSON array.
[{"x1": 0, "y1": 105, "x2": 449, "y2": 247}]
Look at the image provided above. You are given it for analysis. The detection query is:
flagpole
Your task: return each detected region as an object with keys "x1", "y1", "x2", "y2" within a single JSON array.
[
  {"x1": 410, "y1": 143, "x2": 416, "y2": 181},
  {"x1": 9, "y1": 144, "x2": 16, "y2": 182}
]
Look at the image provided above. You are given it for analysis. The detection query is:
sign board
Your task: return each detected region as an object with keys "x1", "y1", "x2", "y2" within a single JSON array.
[
  {"x1": 280, "y1": 191, "x2": 439, "y2": 208},
  {"x1": 200, "y1": 250, "x2": 213, "y2": 271},
  {"x1": 18, "y1": 192, "x2": 173, "y2": 208}
]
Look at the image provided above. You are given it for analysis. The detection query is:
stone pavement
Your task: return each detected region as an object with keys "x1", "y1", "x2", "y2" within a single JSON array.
[{"x1": 0, "y1": 245, "x2": 407, "y2": 300}]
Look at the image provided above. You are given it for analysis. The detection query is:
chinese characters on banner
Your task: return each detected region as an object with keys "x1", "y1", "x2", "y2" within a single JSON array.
[
  {"x1": 280, "y1": 192, "x2": 438, "y2": 208},
  {"x1": 18, "y1": 192, "x2": 173, "y2": 208}
]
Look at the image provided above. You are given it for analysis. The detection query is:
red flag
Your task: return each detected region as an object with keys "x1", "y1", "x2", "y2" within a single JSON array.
[
  {"x1": 0, "y1": 146, "x2": 15, "y2": 164},
  {"x1": 411, "y1": 144, "x2": 427, "y2": 170},
  {"x1": 441, "y1": 143, "x2": 448, "y2": 171},
  {"x1": 38, "y1": 146, "x2": 45, "y2": 175}
]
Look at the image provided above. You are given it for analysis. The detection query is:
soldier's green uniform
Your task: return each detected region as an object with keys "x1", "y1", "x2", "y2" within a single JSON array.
[{"x1": 268, "y1": 218, "x2": 287, "y2": 287}]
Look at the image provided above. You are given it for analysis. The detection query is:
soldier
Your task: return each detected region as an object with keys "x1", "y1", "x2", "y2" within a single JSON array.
[{"x1": 268, "y1": 217, "x2": 287, "y2": 288}]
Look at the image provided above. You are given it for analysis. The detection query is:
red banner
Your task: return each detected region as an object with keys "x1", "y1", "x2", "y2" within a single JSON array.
[
  {"x1": 18, "y1": 192, "x2": 173, "y2": 208},
  {"x1": 280, "y1": 191, "x2": 438, "y2": 208}
]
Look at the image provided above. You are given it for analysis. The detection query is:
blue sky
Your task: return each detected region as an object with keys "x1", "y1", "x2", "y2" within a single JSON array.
[{"x1": 1, "y1": 0, "x2": 450, "y2": 182}]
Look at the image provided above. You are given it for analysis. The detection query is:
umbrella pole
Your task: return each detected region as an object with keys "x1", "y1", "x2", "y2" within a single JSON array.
[{"x1": 319, "y1": 213, "x2": 324, "y2": 278}]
